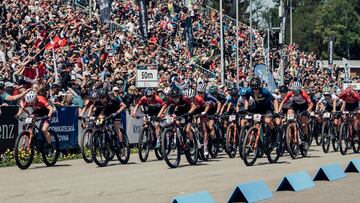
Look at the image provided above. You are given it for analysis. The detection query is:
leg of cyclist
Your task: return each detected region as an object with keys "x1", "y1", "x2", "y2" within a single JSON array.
[
  {"x1": 287, "y1": 108, "x2": 298, "y2": 144},
  {"x1": 42, "y1": 121, "x2": 52, "y2": 145},
  {"x1": 113, "y1": 120, "x2": 123, "y2": 145}
]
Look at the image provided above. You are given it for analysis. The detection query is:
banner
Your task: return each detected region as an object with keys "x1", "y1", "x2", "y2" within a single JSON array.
[
  {"x1": 137, "y1": 0, "x2": 148, "y2": 42},
  {"x1": 0, "y1": 106, "x2": 18, "y2": 154},
  {"x1": 328, "y1": 36, "x2": 335, "y2": 68},
  {"x1": 185, "y1": 16, "x2": 194, "y2": 57},
  {"x1": 99, "y1": 0, "x2": 111, "y2": 22},
  {"x1": 125, "y1": 107, "x2": 144, "y2": 144},
  {"x1": 49, "y1": 106, "x2": 79, "y2": 150},
  {"x1": 136, "y1": 64, "x2": 158, "y2": 88},
  {"x1": 342, "y1": 58, "x2": 351, "y2": 82}
]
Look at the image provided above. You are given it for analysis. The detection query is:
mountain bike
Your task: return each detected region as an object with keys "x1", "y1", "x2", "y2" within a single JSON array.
[
  {"x1": 137, "y1": 115, "x2": 163, "y2": 162},
  {"x1": 91, "y1": 116, "x2": 130, "y2": 167},
  {"x1": 338, "y1": 111, "x2": 359, "y2": 155},
  {"x1": 161, "y1": 115, "x2": 198, "y2": 168},
  {"x1": 14, "y1": 116, "x2": 60, "y2": 170}
]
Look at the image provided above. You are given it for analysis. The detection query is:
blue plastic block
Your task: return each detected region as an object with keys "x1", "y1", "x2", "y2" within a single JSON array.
[
  {"x1": 313, "y1": 163, "x2": 347, "y2": 181},
  {"x1": 276, "y1": 171, "x2": 315, "y2": 192},
  {"x1": 227, "y1": 180, "x2": 273, "y2": 203},
  {"x1": 345, "y1": 159, "x2": 360, "y2": 173},
  {"x1": 172, "y1": 191, "x2": 215, "y2": 203}
]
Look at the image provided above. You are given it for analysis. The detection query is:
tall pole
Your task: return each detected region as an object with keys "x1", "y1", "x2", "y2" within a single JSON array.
[
  {"x1": 236, "y1": 0, "x2": 239, "y2": 88},
  {"x1": 220, "y1": 0, "x2": 225, "y2": 86},
  {"x1": 89, "y1": 0, "x2": 92, "y2": 21},
  {"x1": 249, "y1": 0, "x2": 253, "y2": 71},
  {"x1": 290, "y1": 0, "x2": 293, "y2": 44}
]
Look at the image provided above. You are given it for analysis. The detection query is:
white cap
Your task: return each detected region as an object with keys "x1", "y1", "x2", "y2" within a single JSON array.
[{"x1": 112, "y1": 87, "x2": 119, "y2": 91}]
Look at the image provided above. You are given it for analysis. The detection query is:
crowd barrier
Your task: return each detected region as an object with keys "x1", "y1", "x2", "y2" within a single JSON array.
[{"x1": 0, "y1": 106, "x2": 144, "y2": 155}]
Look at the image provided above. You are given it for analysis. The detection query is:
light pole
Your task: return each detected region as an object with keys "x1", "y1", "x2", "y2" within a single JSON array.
[
  {"x1": 220, "y1": 0, "x2": 225, "y2": 86},
  {"x1": 290, "y1": 0, "x2": 293, "y2": 44},
  {"x1": 236, "y1": 0, "x2": 239, "y2": 88},
  {"x1": 249, "y1": 0, "x2": 253, "y2": 70}
]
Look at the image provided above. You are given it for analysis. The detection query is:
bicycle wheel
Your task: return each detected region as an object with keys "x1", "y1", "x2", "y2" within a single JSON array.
[
  {"x1": 225, "y1": 124, "x2": 237, "y2": 158},
  {"x1": 138, "y1": 127, "x2": 150, "y2": 162},
  {"x1": 339, "y1": 123, "x2": 349, "y2": 155},
  {"x1": 81, "y1": 129, "x2": 93, "y2": 163},
  {"x1": 242, "y1": 127, "x2": 259, "y2": 166},
  {"x1": 42, "y1": 130, "x2": 60, "y2": 167},
  {"x1": 91, "y1": 130, "x2": 110, "y2": 167},
  {"x1": 185, "y1": 132, "x2": 199, "y2": 165},
  {"x1": 285, "y1": 124, "x2": 299, "y2": 159},
  {"x1": 238, "y1": 126, "x2": 248, "y2": 159},
  {"x1": 116, "y1": 129, "x2": 130, "y2": 164},
  {"x1": 308, "y1": 120, "x2": 315, "y2": 146},
  {"x1": 14, "y1": 131, "x2": 34, "y2": 170},
  {"x1": 332, "y1": 126, "x2": 339, "y2": 152},
  {"x1": 321, "y1": 121, "x2": 331, "y2": 153},
  {"x1": 208, "y1": 128, "x2": 219, "y2": 159},
  {"x1": 266, "y1": 127, "x2": 282, "y2": 163},
  {"x1": 352, "y1": 132, "x2": 360, "y2": 153},
  {"x1": 161, "y1": 129, "x2": 180, "y2": 168}
]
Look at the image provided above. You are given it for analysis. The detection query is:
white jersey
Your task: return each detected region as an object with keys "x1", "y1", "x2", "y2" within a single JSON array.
[{"x1": 318, "y1": 94, "x2": 340, "y2": 106}]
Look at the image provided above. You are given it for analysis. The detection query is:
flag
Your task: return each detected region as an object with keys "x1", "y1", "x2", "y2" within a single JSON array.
[
  {"x1": 328, "y1": 36, "x2": 335, "y2": 68},
  {"x1": 99, "y1": 0, "x2": 111, "y2": 22},
  {"x1": 45, "y1": 36, "x2": 67, "y2": 50},
  {"x1": 342, "y1": 58, "x2": 351, "y2": 82},
  {"x1": 137, "y1": 0, "x2": 148, "y2": 42},
  {"x1": 184, "y1": 16, "x2": 194, "y2": 57}
]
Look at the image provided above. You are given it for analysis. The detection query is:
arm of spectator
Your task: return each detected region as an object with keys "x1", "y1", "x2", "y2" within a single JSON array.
[
  {"x1": 67, "y1": 87, "x2": 79, "y2": 97},
  {"x1": 6, "y1": 88, "x2": 31, "y2": 102}
]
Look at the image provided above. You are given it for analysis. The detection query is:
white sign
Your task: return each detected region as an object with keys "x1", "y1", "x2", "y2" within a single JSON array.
[
  {"x1": 343, "y1": 83, "x2": 360, "y2": 91},
  {"x1": 136, "y1": 69, "x2": 158, "y2": 88},
  {"x1": 126, "y1": 107, "x2": 144, "y2": 144}
]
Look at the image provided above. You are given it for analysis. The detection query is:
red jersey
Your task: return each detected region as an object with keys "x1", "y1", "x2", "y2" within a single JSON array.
[
  {"x1": 23, "y1": 96, "x2": 50, "y2": 110},
  {"x1": 339, "y1": 88, "x2": 360, "y2": 103},
  {"x1": 283, "y1": 90, "x2": 312, "y2": 105},
  {"x1": 194, "y1": 95, "x2": 206, "y2": 107},
  {"x1": 137, "y1": 95, "x2": 165, "y2": 108}
]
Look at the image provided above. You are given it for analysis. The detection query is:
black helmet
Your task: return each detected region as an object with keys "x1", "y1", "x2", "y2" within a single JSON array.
[
  {"x1": 250, "y1": 77, "x2": 261, "y2": 89},
  {"x1": 145, "y1": 88, "x2": 154, "y2": 97},
  {"x1": 170, "y1": 87, "x2": 182, "y2": 97},
  {"x1": 98, "y1": 88, "x2": 108, "y2": 98},
  {"x1": 279, "y1": 85, "x2": 288, "y2": 94},
  {"x1": 230, "y1": 87, "x2": 239, "y2": 97}
]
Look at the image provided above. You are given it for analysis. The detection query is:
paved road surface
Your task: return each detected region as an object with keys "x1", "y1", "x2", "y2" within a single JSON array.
[{"x1": 0, "y1": 146, "x2": 359, "y2": 203}]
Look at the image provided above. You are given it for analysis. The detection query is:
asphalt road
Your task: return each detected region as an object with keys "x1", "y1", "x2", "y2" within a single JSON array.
[{"x1": 0, "y1": 146, "x2": 359, "y2": 203}]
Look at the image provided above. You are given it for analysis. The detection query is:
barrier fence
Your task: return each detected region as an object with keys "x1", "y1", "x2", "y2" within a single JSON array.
[{"x1": 0, "y1": 106, "x2": 144, "y2": 155}]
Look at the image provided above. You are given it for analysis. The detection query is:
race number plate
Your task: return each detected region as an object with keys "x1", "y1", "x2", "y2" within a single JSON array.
[
  {"x1": 245, "y1": 115, "x2": 252, "y2": 120},
  {"x1": 287, "y1": 114, "x2": 295, "y2": 121},
  {"x1": 310, "y1": 112, "x2": 315, "y2": 117},
  {"x1": 229, "y1": 115, "x2": 236, "y2": 122},
  {"x1": 254, "y1": 114, "x2": 262, "y2": 122},
  {"x1": 25, "y1": 118, "x2": 33, "y2": 124},
  {"x1": 323, "y1": 112, "x2": 331, "y2": 119}
]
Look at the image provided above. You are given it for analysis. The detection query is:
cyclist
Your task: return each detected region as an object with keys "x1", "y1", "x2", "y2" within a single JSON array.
[
  {"x1": 188, "y1": 83, "x2": 221, "y2": 156},
  {"x1": 339, "y1": 86, "x2": 360, "y2": 132},
  {"x1": 131, "y1": 88, "x2": 165, "y2": 148},
  {"x1": 90, "y1": 88, "x2": 127, "y2": 147},
  {"x1": 15, "y1": 90, "x2": 55, "y2": 150},
  {"x1": 220, "y1": 87, "x2": 240, "y2": 115},
  {"x1": 243, "y1": 77, "x2": 279, "y2": 148},
  {"x1": 279, "y1": 81, "x2": 314, "y2": 141},
  {"x1": 158, "y1": 87, "x2": 194, "y2": 144},
  {"x1": 316, "y1": 86, "x2": 341, "y2": 130}
]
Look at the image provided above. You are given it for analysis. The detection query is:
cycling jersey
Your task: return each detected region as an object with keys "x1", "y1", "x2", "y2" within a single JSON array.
[
  {"x1": 23, "y1": 96, "x2": 50, "y2": 117},
  {"x1": 194, "y1": 93, "x2": 218, "y2": 108},
  {"x1": 224, "y1": 95, "x2": 239, "y2": 106},
  {"x1": 137, "y1": 95, "x2": 165, "y2": 116},
  {"x1": 318, "y1": 94, "x2": 341, "y2": 112},
  {"x1": 338, "y1": 90, "x2": 360, "y2": 104},
  {"x1": 166, "y1": 96, "x2": 192, "y2": 116},
  {"x1": 283, "y1": 90, "x2": 312, "y2": 105},
  {"x1": 93, "y1": 96, "x2": 121, "y2": 117},
  {"x1": 244, "y1": 88, "x2": 274, "y2": 114}
]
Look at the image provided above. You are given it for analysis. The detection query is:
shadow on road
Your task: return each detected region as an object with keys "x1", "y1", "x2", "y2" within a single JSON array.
[
  {"x1": 29, "y1": 163, "x2": 72, "y2": 170},
  {"x1": 169, "y1": 162, "x2": 209, "y2": 169},
  {"x1": 104, "y1": 161, "x2": 137, "y2": 167},
  {"x1": 254, "y1": 160, "x2": 291, "y2": 167}
]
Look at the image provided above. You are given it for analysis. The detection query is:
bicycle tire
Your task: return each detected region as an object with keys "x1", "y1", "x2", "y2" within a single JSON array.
[
  {"x1": 321, "y1": 120, "x2": 331, "y2": 153},
  {"x1": 352, "y1": 132, "x2": 360, "y2": 153},
  {"x1": 339, "y1": 123, "x2": 349, "y2": 155},
  {"x1": 42, "y1": 130, "x2": 60, "y2": 167},
  {"x1": 266, "y1": 127, "x2": 282, "y2": 163},
  {"x1": 81, "y1": 129, "x2": 93, "y2": 163},
  {"x1": 14, "y1": 131, "x2": 34, "y2": 170},
  {"x1": 225, "y1": 124, "x2": 237, "y2": 158},
  {"x1": 242, "y1": 127, "x2": 259, "y2": 166},
  {"x1": 332, "y1": 126, "x2": 339, "y2": 152},
  {"x1": 285, "y1": 124, "x2": 299, "y2": 159},
  {"x1": 161, "y1": 129, "x2": 181, "y2": 168},
  {"x1": 116, "y1": 129, "x2": 131, "y2": 164},
  {"x1": 238, "y1": 126, "x2": 248, "y2": 160},
  {"x1": 185, "y1": 129, "x2": 199, "y2": 165},
  {"x1": 91, "y1": 130, "x2": 110, "y2": 167},
  {"x1": 138, "y1": 127, "x2": 150, "y2": 162}
]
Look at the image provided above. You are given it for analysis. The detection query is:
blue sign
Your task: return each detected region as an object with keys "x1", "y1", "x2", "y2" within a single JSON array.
[{"x1": 49, "y1": 106, "x2": 79, "y2": 150}]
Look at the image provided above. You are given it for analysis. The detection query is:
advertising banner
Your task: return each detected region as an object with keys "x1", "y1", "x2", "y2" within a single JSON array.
[{"x1": 0, "y1": 106, "x2": 18, "y2": 154}]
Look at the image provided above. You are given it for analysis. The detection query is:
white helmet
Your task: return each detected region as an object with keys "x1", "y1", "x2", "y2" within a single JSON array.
[
  {"x1": 183, "y1": 88, "x2": 196, "y2": 99},
  {"x1": 25, "y1": 90, "x2": 37, "y2": 103}
]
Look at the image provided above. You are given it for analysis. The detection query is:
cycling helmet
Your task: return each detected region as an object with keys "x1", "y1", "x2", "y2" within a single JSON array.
[
  {"x1": 145, "y1": 88, "x2": 154, "y2": 97},
  {"x1": 207, "y1": 85, "x2": 218, "y2": 95},
  {"x1": 240, "y1": 88, "x2": 247, "y2": 96},
  {"x1": 250, "y1": 77, "x2": 261, "y2": 89},
  {"x1": 197, "y1": 83, "x2": 207, "y2": 93},
  {"x1": 164, "y1": 87, "x2": 171, "y2": 95},
  {"x1": 98, "y1": 88, "x2": 108, "y2": 98},
  {"x1": 279, "y1": 85, "x2": 288, "y2": 94},
  {"x1": 89, "y1": 90, "x2": 99, "y2": 100},
  {"x1": 25, "y1": 90, "x2": 37, "y2": 103},
  {"x1": 322, "y1": 86, "x2": 331, "y2": 95},
  {"x1": 184, "y1": 88, "x2": 196, "y2": 99},
  {"x1": 170, "y1": 87, "x2": 182, "y2": 97},
  {"x1": 290, "y1": 81, "x2": 302, "y2": 92},
  {"x1": 230, "y1": 87, "x2": 239, "y2": 97}
]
